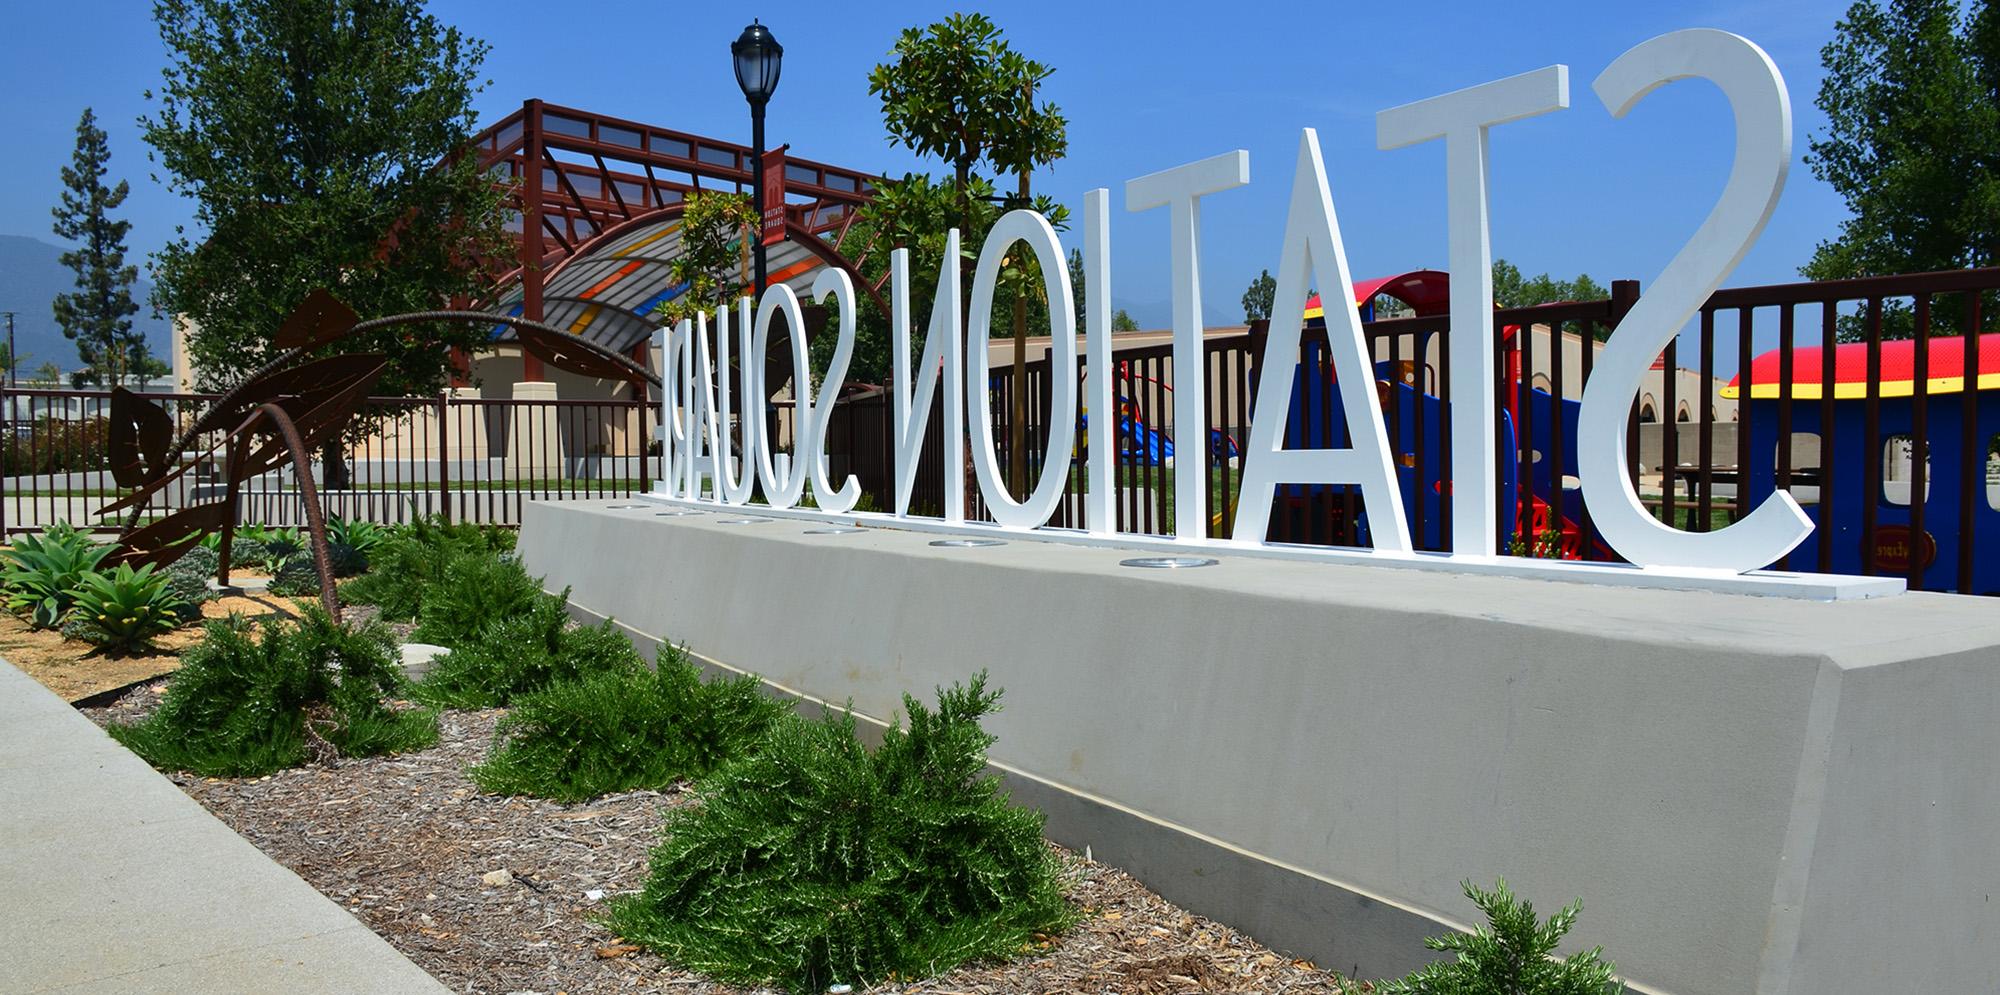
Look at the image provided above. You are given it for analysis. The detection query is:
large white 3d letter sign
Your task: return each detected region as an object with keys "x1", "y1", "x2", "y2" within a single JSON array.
[
  {"x1": 965, "y1": 210, "x2": 1079, "y2": 529},
  {"x1": 1233, "y1": 130, "x2": 1410, "y2": 552},
  {"x1": 1126, "y1": 151, "x2": 1249, "y2": 541},
  {"x1": 641, "y1": 28, "x2": 1879, "y2": 597},
  {"x1": 1377, "y1": 66, "x2": 1569, "y2": 558},
  {"x1": 1576, "y1": 29, "x2": 1812, "y2": 572}
]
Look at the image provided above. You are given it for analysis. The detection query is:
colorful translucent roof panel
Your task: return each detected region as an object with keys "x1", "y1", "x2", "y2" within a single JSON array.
[{"x1": 488, "y1": 216, "x2": 831, "y2": 356}]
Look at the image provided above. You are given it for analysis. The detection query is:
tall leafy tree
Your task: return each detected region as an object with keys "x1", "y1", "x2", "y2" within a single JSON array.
[
  {"x1": 867, "y1": 14, "x2": 1070, "y2": 494},
  {"x1": 143, "y1": 0, "x2": 508, "y2": 483},
  {"x1": 51, "y1": 108, "x2": 143, "y2": 387},
  {"x1": 868, "y1": 13, "x2": 1067, "y2": 240},
  {"x1": 1241, "y1": 269, "x2": 1276, "y2": 323},
  {"x1": 656, "y1": 191, "x2": 756, "y2": 328},
  {"x1": 1806, "y1": 0, "x2": 2000, "y2": 338}
]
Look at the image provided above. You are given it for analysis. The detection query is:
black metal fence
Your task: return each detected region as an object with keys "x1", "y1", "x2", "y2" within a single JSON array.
[{"x1": 0, "y1": 389, "x2": 651, "y2": 536}]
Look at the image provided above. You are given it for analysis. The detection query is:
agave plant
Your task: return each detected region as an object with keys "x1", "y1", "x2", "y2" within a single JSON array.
[
  {"x1": 255, "y1": 526, "x2": 306, "y2": 574},
  {"x1": 2, "y1": 526, "x2": 112, "y2": 628},
  {"x1": 66, "y1": 562, "x2": 189, "y2": 653},
  {"x1": 326, "y1": 516, "x2": 387, "y2": 558}
]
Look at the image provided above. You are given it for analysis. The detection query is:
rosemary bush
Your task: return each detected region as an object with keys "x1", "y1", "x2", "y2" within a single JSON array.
[
  {"x1": 340, "y1": 515, "x2": 514, "y2": 620},
  {"x1": 109, "y1": 605, "x2": 437, "y2": 776},
  {"x1": 415, "y1": 591, "x2": 634, "y2": 708},
  {"x1": 1378, "y1": 878, "x2": 1622, "y2": 995},
  {"x1": 606, "y1": 673, "x2": 1073, "y2": 993},
  {"x1": 471, "y1": 643, "x2": 790, "y2": 802},
  {"x1": 408, "y1": 550, "x2": 546, "y2": 648}
]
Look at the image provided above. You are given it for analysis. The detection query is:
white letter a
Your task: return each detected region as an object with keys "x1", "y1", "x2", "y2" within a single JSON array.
[{"x1": 1232, "y1": 129, "x2": 1411, "y2": 553}]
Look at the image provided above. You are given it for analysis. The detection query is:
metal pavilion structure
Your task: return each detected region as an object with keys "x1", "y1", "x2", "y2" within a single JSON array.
[{"x1": 469, "y1": 100, "x2": 885, "y2": 377}]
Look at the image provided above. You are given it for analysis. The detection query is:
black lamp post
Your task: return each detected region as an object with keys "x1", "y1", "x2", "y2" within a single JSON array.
[{"x1": 732, "y1": 19, "x2": 783, "y2": 297}]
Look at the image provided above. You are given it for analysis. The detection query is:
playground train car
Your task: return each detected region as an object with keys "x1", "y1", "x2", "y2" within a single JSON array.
[{"x1": 1729, "y1": 334, "x2": 2000, "y2": 594}]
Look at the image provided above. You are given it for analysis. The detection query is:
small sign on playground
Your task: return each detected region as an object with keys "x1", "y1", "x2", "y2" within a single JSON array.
[{"x1": 649, "y1": 29, "x2": 1899, "y2": 600}]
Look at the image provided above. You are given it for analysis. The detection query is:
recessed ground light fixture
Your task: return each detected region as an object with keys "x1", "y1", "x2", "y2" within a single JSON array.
[
  {"x1": 605, "y1": 504, "x2": 652, "y2": 510},
  {"x1": 718, "y1": 516, "x2": 773, "y2": 525},
  {"x1": 804, "y1": 527, "x2": 864, "y2": 534},
  {"x1": 1120, "y1": 556, "x2": 1218, "y2": 569},
  {"x1": 655, "y1": 510, "x2": 705, "y2": 517},
  {"x1": 930, "y1": 538, "x2": 1005, "y2": 548}
]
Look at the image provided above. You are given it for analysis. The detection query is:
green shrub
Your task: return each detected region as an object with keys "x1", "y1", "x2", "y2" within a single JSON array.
[
  {"x1": 2, "y1": 524, "x2": 112, "y2": 628},
  {"x1": 1377, "y1": 878, "x2": 1622, "y2": 995},
  {"x1": 606, "y1": 673, "x2": 1073, "y2": 993},
  {"x1": 198, "y1": 530, "x2": 266, "y2": 571},
  {"x1": 164, "y1": 544, "x2": 219, "y2": 614},
  {"x1": 471, "y1": 644, "x2": 790, "y2": 802},
  {"x1": 339, "y1": 515, "x2": 513, "y2": 621},
  {"x1": 325, "y1": 515, "x2": 385, "y2": 551},
  {"x1": 408, "y1": 551, "x2": 545, "y2": 648},
  {"x1": 254, "y1": 526, "x2": 306, "y2": 574},
  {"x1": 267, "y1": 556, "x2": 322, "y2": 598},
  {"x1": 109, "y1": 605, "x2": 437, "y2": 777},
  {"x1": 415, "y1": 592, "x2": 635, "y2": 708},
  {"x1": 65, "y1": 563, "x2": 188, "y2": 653}
]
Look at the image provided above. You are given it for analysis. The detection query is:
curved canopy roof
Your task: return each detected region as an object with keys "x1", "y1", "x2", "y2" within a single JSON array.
[{"x1": 488, "y1": 215, "x2": 836, "y2": 355}]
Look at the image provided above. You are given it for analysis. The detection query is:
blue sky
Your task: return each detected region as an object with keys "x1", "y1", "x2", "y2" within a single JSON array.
[{"x1": 2, "y1": 0, "x2": 1853, "y2": 337}]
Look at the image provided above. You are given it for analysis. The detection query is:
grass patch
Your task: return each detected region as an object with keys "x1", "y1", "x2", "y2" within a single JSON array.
[
  {"x1": 606, "y1": 672, "x2": 1074, "y2": 993},
  {"x1": 109, "y1": 605, "x2": 436, "y2": 777},
  {"x1": 469, "y1": 644, "x2": 790, "y2": 802}
]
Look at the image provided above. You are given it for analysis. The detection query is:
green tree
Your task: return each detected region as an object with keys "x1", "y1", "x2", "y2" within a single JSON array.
[
  {"x1": 1068, "y1": 247, "x2": 1086, "y2": 332},
  {"x1": 1112, "y1": 308, "x2": 1139, "y2": 332},
  {"x1": 34, "y1": 361, "x2": 64, "y2": 387},
  {"x1": 827, "y1": 14, "x2": 1071, "y2": 393},
  {"x1": 51, "y1": 108, "x2": 143, "y2": 387},
  {"x1": 867, "y1": 12, "x2": 1067, "y2": 238},
  {"x1": 1805, "y1": 0, "x2": 2000, "y2": 339},
  {"x1": 131, "y1": 347, "x2": 172, "y2": 390},
  {"x1": 1241, "y1": 268, "x2": 1276, "y2": 323},
  {"x1": 1492, "y1": 259, "x2": 1610, "y2": 340},
  {"x1": 144, "y1": 0, "x2": 508, "y2": 485},
  {"x1": 655, "y1": 191, "x2": 756, "y2": 329}
]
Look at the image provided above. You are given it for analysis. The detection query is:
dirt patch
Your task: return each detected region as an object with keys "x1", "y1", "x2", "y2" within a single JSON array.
[
  {"x1": 82, "y1": 685, "x2": 1370, "y2": 995},
  {"x1": 6, "y1": 592, "x2": 305, "y2": 702}
]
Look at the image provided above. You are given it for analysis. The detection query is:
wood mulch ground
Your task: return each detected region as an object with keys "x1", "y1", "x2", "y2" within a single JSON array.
[{"x1": 82, "y1": 684, "x2": 1371, "y2": 995}]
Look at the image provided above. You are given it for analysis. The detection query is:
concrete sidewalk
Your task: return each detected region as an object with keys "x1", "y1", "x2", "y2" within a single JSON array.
[{"x1": 0, "y1": 661, "x2": 450, "y2": 994}]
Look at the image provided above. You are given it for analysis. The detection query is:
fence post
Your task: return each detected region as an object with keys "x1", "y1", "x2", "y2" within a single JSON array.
[
  {"x1": 635, "y1": 385, "x2": 650, "y2": 496},
  {"x1": 1, "y1": 384, "x2": 8, "y2": 539},
  {"x1": 437, "y1": 389, "x2": 451, "y2": 524}
]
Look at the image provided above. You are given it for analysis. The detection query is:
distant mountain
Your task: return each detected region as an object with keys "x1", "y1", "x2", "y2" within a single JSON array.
[{"x1": 0, "y1": 234, "x2": 172, "y2": 374}]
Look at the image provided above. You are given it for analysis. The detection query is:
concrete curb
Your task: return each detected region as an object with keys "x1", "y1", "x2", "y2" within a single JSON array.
[{"x1": 0, "y1": 660, "x2": 450, "y2": 994}]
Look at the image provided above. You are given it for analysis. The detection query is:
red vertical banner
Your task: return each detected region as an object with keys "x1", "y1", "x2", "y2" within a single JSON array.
[{"x1": 761, "y1": 145, "x2": 787, "y2": 247}]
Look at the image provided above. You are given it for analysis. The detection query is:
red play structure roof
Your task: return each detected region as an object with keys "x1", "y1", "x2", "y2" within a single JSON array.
[
  {"x1": 1724, "y1": 333, "x2": 2000, "y2": 399},
  {"x1": 1303, "y1": 269, "x2": 1451, "y2": 320}
]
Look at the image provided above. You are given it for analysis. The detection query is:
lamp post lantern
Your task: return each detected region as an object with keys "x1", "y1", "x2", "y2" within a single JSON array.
[{"x1": 732, "y1": 19, "x2": 783, "y2": 297}]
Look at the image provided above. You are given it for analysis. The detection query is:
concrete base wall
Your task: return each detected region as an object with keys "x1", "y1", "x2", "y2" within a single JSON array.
[{"x1": 518, "y1": 500, "x2": 2000, "y2": 995}]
